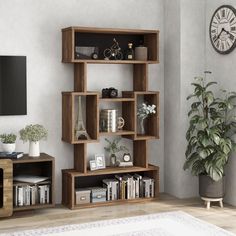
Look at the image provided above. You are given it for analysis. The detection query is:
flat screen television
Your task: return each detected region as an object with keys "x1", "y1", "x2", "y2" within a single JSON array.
[{"x1": 0, "y1": 56, "x2": 27, "y2": 115}]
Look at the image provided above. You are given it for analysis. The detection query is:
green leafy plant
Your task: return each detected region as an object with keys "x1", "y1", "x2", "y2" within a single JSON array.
[
  {"x1": 184, "y1": 72, "x2": 236, "y2": 181},
  {"x1": 0, "y1": 133, "x2": 17, "y2": 143},
  {"x1": 104, "y1": 137, "x2": 129, "y2": 155},
  {"x1": 19, "y1": 124, "x2": 48, "y2": 142}
]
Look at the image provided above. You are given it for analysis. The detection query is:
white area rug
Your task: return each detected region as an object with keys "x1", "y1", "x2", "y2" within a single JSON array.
[{"x1": 1, "y1": 211, "x2": 235, "y2": 236}]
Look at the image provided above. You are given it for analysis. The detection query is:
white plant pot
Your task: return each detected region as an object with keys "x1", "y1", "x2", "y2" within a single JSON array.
[
  {"x1": 29, "y1": 141, "x2": 40, "y2": 157},
  {"x1": 2, "y1": 143, "x2": 16, "y2": 153}
]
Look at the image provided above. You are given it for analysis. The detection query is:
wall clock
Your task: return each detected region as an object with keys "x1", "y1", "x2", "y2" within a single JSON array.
[{"x1": 209, "y1": 5, "x2": 236, "y2": 54}]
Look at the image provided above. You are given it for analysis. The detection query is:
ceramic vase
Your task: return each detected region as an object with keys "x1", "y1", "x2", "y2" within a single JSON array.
[
  {"x1": 2, "y1": 143, "x2": 16, "y2": 153},
  {"x1": 29, "y1": 141, "x2": 40, "y2": 157}
]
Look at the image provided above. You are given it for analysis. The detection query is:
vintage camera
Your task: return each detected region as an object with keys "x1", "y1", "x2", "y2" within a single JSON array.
[{"x1": 102, "y1": 87, "x2": 118, "y2": 98}]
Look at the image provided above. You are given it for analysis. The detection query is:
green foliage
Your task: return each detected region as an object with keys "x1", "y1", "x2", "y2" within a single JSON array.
[
  {"x1": 0, "y1": 133, "x2": 17, "y2": 144},
  {"x1": 184, "y1": 72, "x2": 236, "y2": 181},
  {"x1": 19, "y1": 124, "x2": 48, "y2": 142},
  {"x1": 104, "y1": 137, "x2": 129, "y2": 154}
]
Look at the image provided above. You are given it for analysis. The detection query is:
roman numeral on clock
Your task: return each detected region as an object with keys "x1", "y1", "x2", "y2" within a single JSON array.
[{"x1": 231, "y1": 26, "x2": 236, "y2": 31}]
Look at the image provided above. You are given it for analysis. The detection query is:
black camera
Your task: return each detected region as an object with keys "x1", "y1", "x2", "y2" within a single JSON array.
[{"x1": 102, "y1": 87, "x2": 118, "y2": 98}]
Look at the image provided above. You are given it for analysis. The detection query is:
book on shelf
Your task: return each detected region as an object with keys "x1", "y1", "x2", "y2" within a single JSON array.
[
  {"x1": 14, "y1": 184, "x2": 50, "y2": 207},
  {"x1": 0, "y1": 152, "x2": 24, "y2": 159},
  {"x1": 102, "y1": 174, "x2": 154, "y2": 201}
]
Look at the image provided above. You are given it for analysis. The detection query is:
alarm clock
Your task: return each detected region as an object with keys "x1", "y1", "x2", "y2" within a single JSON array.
[{"x1": 123, "y1": 153, "x2": 131, "y2": 162}]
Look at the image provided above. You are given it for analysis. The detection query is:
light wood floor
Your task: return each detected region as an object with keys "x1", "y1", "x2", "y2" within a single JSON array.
[{"x1": 0, "y1": 193, "x2": 236, "y2": 234}]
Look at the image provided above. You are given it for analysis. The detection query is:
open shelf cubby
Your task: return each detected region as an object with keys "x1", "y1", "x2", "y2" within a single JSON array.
[{"x1": 61, "y1": 26, "x2": 160, "y2": 209}]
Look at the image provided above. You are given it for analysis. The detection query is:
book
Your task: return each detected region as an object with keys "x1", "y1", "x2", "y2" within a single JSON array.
[{"x1": 0, "y1": 152, "x2": 24, "y2": 159}]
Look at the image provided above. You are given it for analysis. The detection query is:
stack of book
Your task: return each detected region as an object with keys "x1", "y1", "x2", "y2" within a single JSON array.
[
  {"x1": 0, "y1": 152, "x2": 23, "y2": 159},
  {"x1": 14, "y1": 184, "x2": 50, "y2": 206},
  {"x1": 13, "y1": 175, "x2": 51, "y2": 207},
  {"x1": 102, "y1": 174, "x2": 154, "y2": 201}
]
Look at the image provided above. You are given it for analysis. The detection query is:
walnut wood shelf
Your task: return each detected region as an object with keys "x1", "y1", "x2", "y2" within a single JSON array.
[
  {"x1": 99, "y1": 130, "x2": 135, "y2": 136},
  {"x1": 72, "y1": 197, "x2": 158, "y2": 210},
  {"x1": 63, "y1": 165, "x2": 159, "y2": 177},
  {"x1": 0, "y1": 153, "x2": 55, "y2": 217},
  {"x1": 61, "y1": 26, "x2": 160, "y2": 210},
  {"x1": 62, "y1": 165, "x2": 159, "y2": 209},
  {"x1": 99, "y1": 97, "x2": 135, "y2": 102},
  {"x1": 63, "y1": 59, "x2": 159, "y2": 64}
]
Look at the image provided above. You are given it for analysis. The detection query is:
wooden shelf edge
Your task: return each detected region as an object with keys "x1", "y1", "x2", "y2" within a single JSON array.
[
  {"x1": 71, "y1": 197, "x2": 158, "y2": 210},
  {"x1": 62, "y1": 138, "x2": 99, "y2": 144},
  {"x1": 62, "y1": 165, "x2": 159, "y2": 177},
  {"x1": 62, "y1": 59, "x2": 159, "y2": 64},
  {"x1": 99, "y1": 97, "x2": 135, "y2": 102},
  {"x1": 13, "y1": 203, "x2": 55, "y2": 212},
  {"x1": 99, "y1": 130, "x2": 135, "y2": 136},
  {"x1": 62, "y1": 26, "x2": 159, "y2": 34}
]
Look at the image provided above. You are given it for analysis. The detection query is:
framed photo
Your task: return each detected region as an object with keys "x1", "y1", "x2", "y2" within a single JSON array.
[
  {"x1": 95, "y1": 154, "x2": 106, "y2": 169},
  {"x1": 89, "y1": 160, "x2": 97, "y2": 171}
]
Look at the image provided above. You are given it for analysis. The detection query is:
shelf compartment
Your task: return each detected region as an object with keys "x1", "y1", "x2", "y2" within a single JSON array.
[
  {"x1": 13, "y1": 154, "x2": 55, "y2": 209},
  {"x1": 62, "y1": 92, "x2": 99, "y2": 144},
  {"x1": 123, "y1": 91, "x2": 159, "y2": 140},
  {"x1": 99, "y1": 98, "x2": 135, "y2": 136},
  {"x1": 62, "y1": 27, "x2": 159, "y2": 63},
  {"x1": 62, "y1": 165, "x2": 159, "y2": 209}
]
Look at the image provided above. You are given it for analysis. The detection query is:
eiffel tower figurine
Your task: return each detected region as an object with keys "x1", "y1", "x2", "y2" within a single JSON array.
[{"x1": 75, "y1": 96, "x2": 90, "y2": 140}]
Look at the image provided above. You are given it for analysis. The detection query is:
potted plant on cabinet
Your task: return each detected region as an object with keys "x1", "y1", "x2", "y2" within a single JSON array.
[
  {"x1": 184, "y1": 72, "x2": 236, "y2": 198},
  {"x1": 19, "y1": 124, "x2": 48, "y2": 157},
  {"x1": 0, "y1": 133, "x2": 17, "y2": 153},
  {"x1": 104, "y1": 137, "x2": 128, "y2": 167}
]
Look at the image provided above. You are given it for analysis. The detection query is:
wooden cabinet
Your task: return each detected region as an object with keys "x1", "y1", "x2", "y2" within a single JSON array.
[
  {"x1": 0, "y1": 153, "x2": 55, "y2": 216},
  {"x1": 61, "y1": 26, "x2": 160, "y2": 209}
]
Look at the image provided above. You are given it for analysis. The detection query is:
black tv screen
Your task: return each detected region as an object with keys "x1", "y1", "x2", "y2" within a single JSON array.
[{"x1": 0, "y1": 56, "x2": 27, "y2": 115}]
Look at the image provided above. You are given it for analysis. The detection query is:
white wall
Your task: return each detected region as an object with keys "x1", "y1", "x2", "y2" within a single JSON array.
[
  {"x1": 205, "y1": 0, "x2": 236, "y2": 206},
  {"x1": 164, "y1": 0, "x2": 206, "y2": 198},
  {"x1": 0, "y1": 0, "x2": 164, "y2": 203}
]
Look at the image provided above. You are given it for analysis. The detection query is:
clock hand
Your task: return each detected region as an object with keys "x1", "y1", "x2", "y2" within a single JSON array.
[{"x1": 214, "y1": 28, "x2": 224, "y2": 42}]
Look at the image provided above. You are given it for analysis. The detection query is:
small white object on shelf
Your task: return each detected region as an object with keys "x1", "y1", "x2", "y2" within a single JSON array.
[
  {"x1": 119, "y1": 161, "x2": 133, "y2": 167},
  {"x1": 14, "y1": 175, "x2": 49, "y2": 184}
]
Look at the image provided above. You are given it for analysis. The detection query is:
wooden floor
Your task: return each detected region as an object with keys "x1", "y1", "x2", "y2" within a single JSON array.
[{"x1": 0, "y1": 193, "x2": 236, "y2": 234}]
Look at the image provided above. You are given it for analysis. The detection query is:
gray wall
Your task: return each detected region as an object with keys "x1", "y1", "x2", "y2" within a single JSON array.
[
  {"x1": 206, "y1": 0, "x2": 236, "y2": 206},
  {"x1": 164, "y1": 0, "x2": 206, "y2": 198},
  {"x1": 0, "y1": 0, "x2": 164, "y2": 203}
]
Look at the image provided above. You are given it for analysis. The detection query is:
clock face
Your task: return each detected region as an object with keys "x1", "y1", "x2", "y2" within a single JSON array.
[
  {"x1": 209, "y1": 5, "x2": 236, "y2": 54},
  {"x1": 123, "y1": 153, "x2": 131, "y2": 162}
]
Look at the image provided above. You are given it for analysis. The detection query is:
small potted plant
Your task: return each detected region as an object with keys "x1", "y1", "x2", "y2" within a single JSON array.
[
  {"x1": 137, "y1": 103, "x2": 156, "y2": 135},
  {"x1": 104, "y1": 137, "x2": 128, "y2": 166},
  {"x1": 19, "y1": 124, "x2": 48, "y2": 157},
  {"x1": 184, "y1": 72, "x2": 236, "y2": 198},
  {"x1": 0, "y1": 133, "x2": 17, "y2": 153}
]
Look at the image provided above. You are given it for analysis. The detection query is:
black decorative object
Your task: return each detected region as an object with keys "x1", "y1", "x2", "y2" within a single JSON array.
[
  {"x1": 103, "y1": 38, "x2": 123, "y2": 60},
  {"x1": 102, "y1": 87, "x2": 118, "y2": 98}
]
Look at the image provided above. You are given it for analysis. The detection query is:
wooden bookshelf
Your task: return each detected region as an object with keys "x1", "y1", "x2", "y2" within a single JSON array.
[
  {"x1": 61, "y1": 26, "x2": 160, "y2": 209},
  {"x1": 0, "y1": 153, "x2": 55, "y2": 217}
]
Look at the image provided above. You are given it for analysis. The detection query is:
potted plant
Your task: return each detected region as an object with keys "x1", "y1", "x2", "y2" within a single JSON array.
[
  {"x1": 0, "y1": 133, "x2": 17, "y2": 153},
  {"x1": 184, "y1": 71, "x2": 236, "y2": 198},
  {"x1": 19, "y1": 124, "x2": 48, "y2": 157},
  {"x1": 104, "y1": 137, "x2": 128, "y2": 166},
  {"x1": 137, "y1": 103, "x2": 156, "y2": 135}
]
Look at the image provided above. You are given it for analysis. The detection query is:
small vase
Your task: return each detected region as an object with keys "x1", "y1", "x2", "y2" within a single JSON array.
[
  {"x1": 138, "y1": 117, "x2": 146, "y2": 135},
  {"x1": 29, "y1": 141, "x2": 40, "y2": 157},
  {"x1": 2, "y1": 143, "x2": 16, "y2": 153},
  {"x1": 110, "y1": 154, "x2": 117, "y2": 167}
]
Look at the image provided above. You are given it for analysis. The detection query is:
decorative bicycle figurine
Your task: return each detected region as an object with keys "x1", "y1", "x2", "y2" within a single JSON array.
[{"x1": 103, "y1": 38, "x2": 123, "y2": 60}]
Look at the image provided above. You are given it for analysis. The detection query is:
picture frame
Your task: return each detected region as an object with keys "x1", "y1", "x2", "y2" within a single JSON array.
[
  {"x1": 95, "y1": 154, "x2": 106, "y2": 169},
  {"x1": 89, "y1": 160, "x2": 97, "y2": 171}
]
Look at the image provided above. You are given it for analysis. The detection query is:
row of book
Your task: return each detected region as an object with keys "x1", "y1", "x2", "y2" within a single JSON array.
[
  {"x1": 103, "y1": 174, "x2": 155, "y2": 200},
  {"x1": 14, "y1": 184, "x2": 50, "y2": 207}
]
